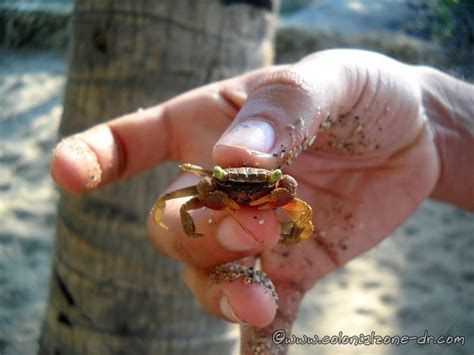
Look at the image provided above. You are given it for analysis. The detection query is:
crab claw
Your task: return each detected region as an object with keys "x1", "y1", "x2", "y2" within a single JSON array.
[{"x1": 279, "y1": 198, "x2": 314, "y2": 243}]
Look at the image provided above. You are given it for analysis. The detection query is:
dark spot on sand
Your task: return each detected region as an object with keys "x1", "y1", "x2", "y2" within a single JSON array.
[
  {"x1": 461, "y1": 271, "x2": 474, "y2": 282},
  {"x1": 440, "y1": 214, "x2": 453, "y2": 224},
  {"x1": 380, "y1": 293, "x2": 396, "y2": 305},
  {"x1": 362, "y1": 281, "x2": 381, "y2": 289},
  {"x1": 338, "y1": 280, "x2": 348, "y2": 288},
  {"x1": 396, "y1": 307, "x2": 419, "y2": 323},
  {"x1": 404, "y1": 225, "x2": 418, "y2": 236},
  {"x1": 13, "y1": 208, "x2": 35, "y2": 220},
  {"x1": 402, "y1": 279, "x2": 432, "y2": 293},
  {"x1": 356, "y1": 308, "x2": 374, "y2": 315},
  {"x1": 443, "y1": 241, "x2": 453, "y2": 251}
]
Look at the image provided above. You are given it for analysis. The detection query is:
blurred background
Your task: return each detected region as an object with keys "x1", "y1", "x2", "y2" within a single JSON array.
[{"x1": 0, "y1": 0, "x2": 473, "y2": 354}]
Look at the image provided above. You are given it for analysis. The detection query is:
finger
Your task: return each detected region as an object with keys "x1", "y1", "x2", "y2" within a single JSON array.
[
  {"x1": 240, "y1": 285, "x2": 304, "y2": 354},
  {"x1": 50, "y1": 86, "x2": 234, "y2": 192},
  {"x1": 241, "y1": 240, "x2": 333, "y2": 354},
  {"x1": 50, "y1": 66, "x2": 283, "y2": 193},
  {"x1": 213, "y1": 51, "x2": 348, "y2": 168},
  {"x1": 147, "y1": 173, "x2": 281, "y2": 268},
  {"x1": 182, "y1": 262, "x2": 279, "y2": 328},
  {"x1": 212, "y1": 49, "x2": 421, "y2": 168}
]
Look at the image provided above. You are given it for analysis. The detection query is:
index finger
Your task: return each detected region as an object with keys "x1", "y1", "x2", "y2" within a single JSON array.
[{"x1": 50, "y1": 68, "x2": 277, "y2": 193}]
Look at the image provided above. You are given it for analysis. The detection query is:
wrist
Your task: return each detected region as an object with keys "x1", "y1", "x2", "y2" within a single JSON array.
[{"x1": 416, "y1": 66, "x2": 474, "y2": 211}]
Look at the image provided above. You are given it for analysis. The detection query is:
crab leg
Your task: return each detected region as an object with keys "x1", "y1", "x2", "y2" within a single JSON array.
[
  {"x1": 154, "y1": 185, "x2": 198, "y2": 229},
  {"x1": 248, "y1": 175, "x2": 296, "y2": 209},
  {"x1": 279, "y1": 198, "x2": 314, "y2": 243},
  {"x1": 180, "y1": 197, "x2": 206, "y2": 237},
  {"x1": 248, "y1": 193, "x2": 275, "y2": 208},
  {"x1": 180, "y1": 163, "x2": 213, "y2": 177},
  {"x1": 248, "y1": 188, "x2": 293, "y2": 209}
]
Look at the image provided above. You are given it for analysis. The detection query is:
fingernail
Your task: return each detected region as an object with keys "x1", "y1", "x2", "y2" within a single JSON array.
[
  {"x1": 216, "y1": 217, "x2": 260, "y2": 252},
  {"x1": 219, "y1": 119, "x2": 275, "y2": 153},
  {"x1": 219, "y1": 296, "x2": 246, "y2": 324},
  {"x1": 54, "y1": 138, "x2": 102, "y2": 189}
]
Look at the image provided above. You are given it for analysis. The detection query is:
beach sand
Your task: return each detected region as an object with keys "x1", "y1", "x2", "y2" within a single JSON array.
[
  {"x1": 0, "y1": 50, "x2": 473, "y2": 354},
  {"x1": 0, "y1": 50, "x2": 64, "y2": 354}
]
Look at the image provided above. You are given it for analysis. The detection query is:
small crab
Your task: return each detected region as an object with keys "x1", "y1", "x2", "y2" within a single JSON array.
[{"x1": 154, "y1": 163, "x2": 314, "y2": 243}]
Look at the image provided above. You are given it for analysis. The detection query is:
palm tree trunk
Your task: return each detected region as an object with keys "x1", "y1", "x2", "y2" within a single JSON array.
[{"x1": 39, "y1": 0, "x2": 277, "y2": 353}]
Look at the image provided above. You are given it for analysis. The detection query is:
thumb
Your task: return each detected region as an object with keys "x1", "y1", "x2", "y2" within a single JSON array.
[
  {"x1": 240, "y1": 284, "x2": 304, "y2": 354},
  {"x1": 213, "y1": 69, "x2": 323, "y2": 169},
  {"x1": 212, "y1": 50, "x2": 356, "y2": 168}
]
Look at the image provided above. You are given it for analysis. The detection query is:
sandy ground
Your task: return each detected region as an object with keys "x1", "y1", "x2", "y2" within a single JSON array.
[
  {"x1": 0, "y1": 50, "x2": 64, "y2": 354},
  {"x1": 0, "y1": 46, "x2": 473, "y2": 355}
]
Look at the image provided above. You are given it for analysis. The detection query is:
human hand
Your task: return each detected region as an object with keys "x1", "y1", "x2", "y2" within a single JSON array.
[{"x1": 51, "y1": 49, "x2": 448, "y2": 353}]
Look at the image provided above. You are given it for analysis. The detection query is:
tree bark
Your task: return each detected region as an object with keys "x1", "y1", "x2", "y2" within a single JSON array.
[{"x1": 40, "y1": 0, "x2": 277, "y2": 353}]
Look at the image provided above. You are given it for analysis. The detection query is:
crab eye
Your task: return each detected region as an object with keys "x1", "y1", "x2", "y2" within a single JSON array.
[
  {"x1": 212, "y1": 166, "x2": 226, "y2": 180},
  {"x1": 269, "y1": 169, "x2": 282, "y2": 183}
]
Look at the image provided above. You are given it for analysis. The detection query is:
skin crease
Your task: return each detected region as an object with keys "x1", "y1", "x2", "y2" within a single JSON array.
[{"x1": 50, "y1": 49, "x2": 473, "y2": 354}]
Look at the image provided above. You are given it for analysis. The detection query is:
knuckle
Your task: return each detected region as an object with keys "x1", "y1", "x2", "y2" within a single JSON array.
[{"x1": 250, "y1": 68, "x2": 315, "y2": 97}]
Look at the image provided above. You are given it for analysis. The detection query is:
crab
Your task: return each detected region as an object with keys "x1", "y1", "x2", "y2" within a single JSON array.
[{"x1": 154, "y1": 163, "x2": 314, "y2": 243}]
